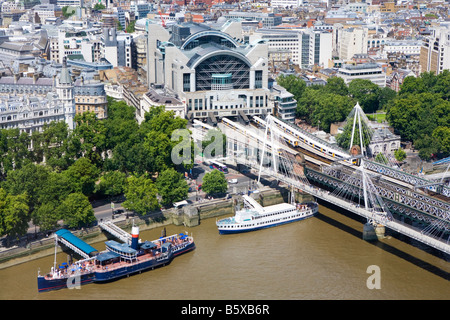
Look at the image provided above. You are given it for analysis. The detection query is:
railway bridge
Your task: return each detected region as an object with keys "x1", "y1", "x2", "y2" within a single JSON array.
[{"x1": 194, "y1": 110, "x2": 450, "y2": 255}]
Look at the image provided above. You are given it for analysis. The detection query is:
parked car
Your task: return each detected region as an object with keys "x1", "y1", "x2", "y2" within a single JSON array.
[
  {"x1": 113, "y1": 209, "x2": 125, "y2": 215},
  {"x1": 228, "y1": 179, "x2": 238, "y2": 184}
]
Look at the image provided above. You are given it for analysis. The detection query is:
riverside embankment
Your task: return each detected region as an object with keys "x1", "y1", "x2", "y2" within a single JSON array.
[{"x1": 0, "y1": 187, "x2": 299, "y2": 269}]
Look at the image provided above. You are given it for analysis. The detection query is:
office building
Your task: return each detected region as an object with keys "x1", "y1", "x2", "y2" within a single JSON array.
[{"x1": 419, "y1": 25, "x2": 450, "y2": 75}]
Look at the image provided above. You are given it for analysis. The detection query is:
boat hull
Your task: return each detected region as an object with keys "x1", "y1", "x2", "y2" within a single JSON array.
[
  {"x1": 37, "y1": 273, "x2": 95, "y2": 293},
  {"x1": 94, "y1": 242, "x2": 195, "y2": 282}
]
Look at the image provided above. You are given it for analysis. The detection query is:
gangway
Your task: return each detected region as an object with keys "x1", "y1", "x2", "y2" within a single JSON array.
[
  {"x1": 98, "y1": 220, "x2": 132, "y2": 244},
  {"x1": 242, "y1": 195, "x2": 264, "y2": 213},
  {"x1": 55, "y1": 229, "x2": 98, "y2": 259}
]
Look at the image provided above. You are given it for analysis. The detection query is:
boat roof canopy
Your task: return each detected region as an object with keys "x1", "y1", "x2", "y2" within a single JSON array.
[
  {"x1": 96, "y1": 251, "x2": 120, "y2": 262},
  {"x1": 140, "y1": 241, "x2": 157, "y2": 250},
  {"x1": 105, "y1": 240, "x2": 137, "y2": 255}
]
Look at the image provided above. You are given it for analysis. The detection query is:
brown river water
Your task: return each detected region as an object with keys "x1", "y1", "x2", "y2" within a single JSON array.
[{"x1": 0, "y1": 204, "x2": 448, "y2": 300}]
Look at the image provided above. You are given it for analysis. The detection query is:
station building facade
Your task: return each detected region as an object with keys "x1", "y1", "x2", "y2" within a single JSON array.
[{"x1": 147, "y1": 22, "x2": 274, "y2": 121}]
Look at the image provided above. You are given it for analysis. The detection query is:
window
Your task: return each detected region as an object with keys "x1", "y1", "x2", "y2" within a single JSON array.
[
  {"x1": 183, "y1": 73, "x2": 190, "y2": 92},
  {"x1": 255, "y1": 70, "x2": 263, "y2": 88}
]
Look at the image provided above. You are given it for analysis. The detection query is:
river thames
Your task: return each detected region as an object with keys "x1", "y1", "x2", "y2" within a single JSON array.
[{"x1": 0, "y1": 203, "x2": 448, "y2": 300}]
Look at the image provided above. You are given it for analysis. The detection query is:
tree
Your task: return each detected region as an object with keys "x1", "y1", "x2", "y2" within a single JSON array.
[
  {"x1": 63, "y1": 157, "x2": 99, "y2": 197},
  {"x1": 144, "y1": 130, "x2": 172, "y2": 173},
  {"x1": 335, "y1": 119, "x2": 372, "y2": 150},
  {"x1": 73, "y1": 112, "x2": 107, "y2": 168},
  {"x1": 93, "y1": 3, "x2": 105, "y2": 10},
  {"x1": 1, "y1": 162, "x2": 50, "y2": 214},
  {"x1": 62, "y1": 6, "x2": 75, "y2": 18},
  {"x1": 394, "y1": 148, "x2": 407, "y2": 162},
  {"x1": 96, "y1": 171, "x2": 127, "y2": 197},
  {"x1": 34, "y1": 201, "x2": 61, "y2": 232},
  {"x1": 276, "y1": 74, "x2": 306, "y2": 102},
  {"x1": 348, "y1": 79, "x2": 381, "y2": 113},
  {"x1": 375, "y1": 153, "x2": 389, "y2": 165},
  {"x1": 156, "y1": 168, "x2": 189, "y2": 206},
  {"x1": 432, "y1": 126, "x2": 450, "y2": 155},
  {"x1": 0, "y1": 188, "x2": 29, "y2": 242},
  {"x1": 58, "y1": 193, "x2": 95, "y2": 229},
  {"x1": 311, "y1": 93, "x2": 354, "y2": 132},
  {"x1": 202, "y1": 169, "x2": 228, "y2": 195},
  {"x1": 41, "y1": 121, "x2": 73, "y2": 171},
  {"x1": 323, "y1": 77, "x2": 348, "y2": 96},
  {"x1": 126, "y1": 21, "x2": 136, "y2": 33},
  {"x1": 123, "y1": 175, "x2": 159, "y2": 215}
]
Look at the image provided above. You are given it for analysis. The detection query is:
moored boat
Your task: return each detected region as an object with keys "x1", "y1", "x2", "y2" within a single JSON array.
[
  {"x1": 216, "y1": 194, "x2": 318, "y2": 234},
  {"x1": 37, "y1": 226, "x2": 195, "y2": 292}
]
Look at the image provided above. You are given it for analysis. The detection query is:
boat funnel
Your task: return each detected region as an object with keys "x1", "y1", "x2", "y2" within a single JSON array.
[{"x1": 131, "y1": 226, "x2": 139, "y2": 250}]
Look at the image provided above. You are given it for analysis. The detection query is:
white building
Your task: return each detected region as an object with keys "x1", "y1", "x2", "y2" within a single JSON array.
[
  {"x1": 368, "y1": 127, "x2": 401, "y2": 156},
  {"x1": 138, "y1": 87, "x2": 185, "y2": 123},
  {"x1": 249, "y1": 28, "x2": 332, "y2": 68},
  {"x1": 382, "y1": 40, "x2": 422, "y2": 59},
  {"x1": 336, "y1": 63, "x2": 386, "y2": 87},
  {"x1": 55, "y1": 26, "x2": 103, "y2": 64},
  {"x1": 0, "y1": 57, "x2": 75, "y2": 132},
  {"x1": 33, "y1": 4, "x2": 61, "y2": 24},
  {"x1": 271, "y1": 0, "x2": 303, "y2": 8},
  {"x1": 103, "y1": 28, "x2": 132, "y2": 68},
  {"x1": 419, "y1": 25, "x2": 450, "y2": 75},
  {"x1": 333, "y1": 25, "x2": 368, "y2": 60},
  {"x1": 57, "y1": 0, "x2": 83, "y2": 7}
]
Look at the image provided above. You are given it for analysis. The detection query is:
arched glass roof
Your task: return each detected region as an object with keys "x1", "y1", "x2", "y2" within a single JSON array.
[{"x1": 180, "y1": 30, "x2": 240, "y2": 50}]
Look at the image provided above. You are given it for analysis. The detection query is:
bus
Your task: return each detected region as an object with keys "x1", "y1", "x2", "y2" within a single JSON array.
[{"x1": 208, "y1": 160, "x2": 228, "y2": 173}]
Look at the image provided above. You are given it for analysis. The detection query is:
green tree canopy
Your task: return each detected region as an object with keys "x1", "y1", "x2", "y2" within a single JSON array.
[
  {"x1": 276, "y1": 74, "x2": 306, "y2": 101},
  {"x1": 96, "y1": 170, "x2": 127, "y2": 197},
  {"x1": 58, "y1": 192, "x2": 95, "y2": 228},
  {"x1": 156, "y1": 168, "x2": 189, "y2": 206},
  {"x1": 202, "y1": 169, "x2": 228, "y2": 195},
  {"x1": 348, "y1": 79, "x2": 382, "y2": 114},
  {"x1": 123, "y1": 174, "x2": 159, "y2": 215},
  {"x1": 0, "y1": 188, "x2": 29, "y2": 241},
  {"x1": 63, "y1": 157, "x2": 100, "y2": 197}
]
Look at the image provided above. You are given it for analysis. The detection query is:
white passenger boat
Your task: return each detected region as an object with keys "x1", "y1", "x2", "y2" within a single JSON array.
[{"x1": 216, "y1": 194, "x2": 318, "y2": 234}]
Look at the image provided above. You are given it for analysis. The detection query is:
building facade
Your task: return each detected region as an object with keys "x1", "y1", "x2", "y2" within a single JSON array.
[
  {"x1": 147, "y1": 22, "x2": 273, "y2": 120},
  {"x1": 419, "y1": 25, "x2": 450, "y2": 75},
  {"x1": 333, "y1": 25, "x2": 368, "y2": 60},
  {"x1": 250, "y1": 28, "x2": 332, "y2": 68},
  {"x1": 336, "y1": 63, "x2": 386, "y2": 87},
  {"x1": 0, "y1": 57, "x2": 75, "y2": 132}
]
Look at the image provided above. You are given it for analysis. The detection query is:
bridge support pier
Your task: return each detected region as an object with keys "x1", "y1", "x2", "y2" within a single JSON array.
[
  {"x1": 363, "y1": 222, "x2": 377, "y2": 241},
  {"x1": 363, "y1": 222, "x2": 386, "y2": 241},
  {"x1": 375, "y1": 224, "x2": 385, "y2": 240}
]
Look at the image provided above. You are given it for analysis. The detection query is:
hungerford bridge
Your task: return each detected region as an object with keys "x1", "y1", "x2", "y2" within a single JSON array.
[{"x1": 193, "y1": 105, "x2": 450, "y2": 255}]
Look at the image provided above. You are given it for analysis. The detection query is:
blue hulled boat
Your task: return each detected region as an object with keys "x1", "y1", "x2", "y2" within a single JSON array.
[{"x1": 37, "y1": 226, "x2": 195, "y2": 292}]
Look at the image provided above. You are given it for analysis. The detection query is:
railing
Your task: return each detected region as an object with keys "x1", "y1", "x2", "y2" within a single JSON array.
[
  {"x1": 98, "y1": 221, "x2": 132, "y2": 244},
  {"x1": 236, "y1": 152, "x2": 450, "y2": 254}
]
